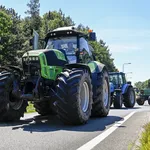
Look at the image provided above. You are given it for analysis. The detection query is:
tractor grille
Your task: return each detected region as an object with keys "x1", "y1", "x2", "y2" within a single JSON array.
[{"x1": 22, "y1": 56, "x2": 41, "y2": 76}]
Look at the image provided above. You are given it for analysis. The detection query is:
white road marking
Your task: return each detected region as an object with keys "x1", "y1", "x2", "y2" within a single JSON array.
[{"x1": 77, "y1": 111, "x2": 135, "y2": 150}]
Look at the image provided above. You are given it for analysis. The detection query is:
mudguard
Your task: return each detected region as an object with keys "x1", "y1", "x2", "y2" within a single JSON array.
[
  {"x1": 65, "y1": 61, "x2": 106, "y2": 98},
  {"x1": 110, "y1": 82, "x2": 115, "y2": 93},
  {"x1": 122, "y1": 84, "x2": 132, "y2": 94},
  {"x1": 88, "y1": 61, "x2": 106, "y2": 98}
]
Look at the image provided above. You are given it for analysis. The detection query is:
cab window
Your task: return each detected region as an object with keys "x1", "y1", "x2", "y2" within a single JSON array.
[{"x1": 79, "y1": 37, "x2": 93, "y2": 63}]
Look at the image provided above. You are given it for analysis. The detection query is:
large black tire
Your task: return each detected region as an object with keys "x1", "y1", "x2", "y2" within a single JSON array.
[
  {"x1": 34, "y1": 101, "x2": 55, "y2": 116},
  {"x1": 110, "y1": 93, "x2": 114, "y2": 107},
  {"x1": 56, "y1": 68, "x2": 93, "y2": 125},
  {"x1": 91, "y1": 69, "x2": 110, "y2": 117},
  {"x1": 124, "y1": 86, "x2": 136, "y2": 108},
  {"x1": 114, "y1": 92, "x2": 123, "y2": 109},
  {"x1": 0, "y1": 72, "x2": 28, "y2": 121},
  {"x1": 136, "y1": 96, "x2": 144, "y2": 105},
  {"x1": 148, "y1": 97, "x2": 150, "y2": 105}
]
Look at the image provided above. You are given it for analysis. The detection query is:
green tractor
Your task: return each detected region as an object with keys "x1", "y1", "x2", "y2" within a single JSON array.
[
  {"x1": 136, "y1": 80, "x2": 150, "y2": 105},
  {"x1": 0, "y1": 26, "x2": 110, "y2": 125},
  {"x1": 136, "y1": 89, "x2": 150, "y2": 105}
]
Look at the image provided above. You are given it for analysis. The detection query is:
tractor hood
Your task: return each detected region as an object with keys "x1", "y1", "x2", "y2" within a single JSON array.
[
  {"x1": 22, "y1": 49, "x2": 68, "y2": 80},
  {"x1": 22, "y1": 49, "x2": 67, "y2": 62},
  {"x1": 22, "y1": 49, "x2": 51, "y2": 57}
]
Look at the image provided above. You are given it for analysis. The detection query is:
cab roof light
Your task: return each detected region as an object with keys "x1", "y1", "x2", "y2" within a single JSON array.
[{"x1": 88, "y1": 29, "x2": 93, "y2": 33}]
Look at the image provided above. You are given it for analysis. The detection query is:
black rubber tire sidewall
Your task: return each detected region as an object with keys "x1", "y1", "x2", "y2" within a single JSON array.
[
  {"x1": 91, "y1": 69, "x2": 110, "y2": 117},
  {"x1": 0, "y1": 73, "x2": 27, "y2": 121},
  {"x1": 124, "y1": 86, "x2": 135, "y2": 108},
  {"x1": 114, "y1": 92, "x2": 123, "y2": 109},
  {"x1": 136, "y1": 96, "x2": 144, "y2": 105},
  {"x1": 34, "y1": 101, "x2": 55, "y2": 116},
  {"x1": 148, "y1": 97, "x2": 150, "y2": 105},
  {"x1": 56, "y1": 68, "x2": 93, "y2": 125}
]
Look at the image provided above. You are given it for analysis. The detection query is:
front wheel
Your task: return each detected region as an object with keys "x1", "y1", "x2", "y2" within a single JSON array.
[
  {"x1": 34, "y1": 101, "x2": 55, "y2": 116},
  {"x1": 124, "y1": 86, "x2": 135, "y2": 108},
  {"x1": 91, "y1": 69, "x2": 110, "y2": 117},
  {"x1": 114, "y1": 92, "x2": 123, "y2": 109},
  {"x1": 136, "y1": 96, "x2": 144, "y2": 105},
  {"x1": 148, "y1": 97, "x2": 150, "y2": 105},
  {"x1": 56, "y1": 68, "x2": 93, "y2": 125}
]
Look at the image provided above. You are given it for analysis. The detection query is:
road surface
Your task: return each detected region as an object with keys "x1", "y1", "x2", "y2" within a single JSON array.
[{"x1": 0, "y1": 102, "x2": 150, "y2": 150}]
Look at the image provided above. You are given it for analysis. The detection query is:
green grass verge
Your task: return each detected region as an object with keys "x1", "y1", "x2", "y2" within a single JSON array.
[
  {"x1": 26, "y1": 102, "x2": 36, "y2": 113},
  {"x1": 136, "y1": 123, "x2": 150, "y2": 150},
  {"x1": 128, "y1": 140, "x2": 137, "y2": 150}
]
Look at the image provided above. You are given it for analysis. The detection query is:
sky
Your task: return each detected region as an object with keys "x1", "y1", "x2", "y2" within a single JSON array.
[{"x1": 0, "y1": 0, "x2": 150, "y2": 84}]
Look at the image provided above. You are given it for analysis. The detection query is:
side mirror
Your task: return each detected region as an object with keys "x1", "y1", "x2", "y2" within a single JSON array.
[
  {"x1": 29, "y1": 29, "x2": 39, "y2": 50},
  {"x1": 89, "y1": 32, "x2": 96, "y2": 41},
  {"x1": 127, "y1": 81, "x2": 131, "y2": 85}
]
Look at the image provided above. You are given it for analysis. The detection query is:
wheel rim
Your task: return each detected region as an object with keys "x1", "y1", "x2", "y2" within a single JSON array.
[
  {"x1": 130, "y1": 90, "x2": 135, "y2": 104},
  {"x1": 9, "y1": 92, "x2": 23, "y2": 110},
  {"x1": 80, "y1": 82, "x2": 90, "y2": 113},
  {"x1": 103, "y1": 79, "x2": 109, "y2": 107}
]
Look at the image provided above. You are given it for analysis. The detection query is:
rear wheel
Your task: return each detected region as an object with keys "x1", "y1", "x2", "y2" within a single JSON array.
[
  {"x1": 56, "y1": 68, "x2": 93, "y2": 125},
  {"x1": 34, "y1": 101, "x2": 55, "y2": 116},
  {"x1": 110, "y1": 93, "x2": 114, "y2": 107},
  {"x1": 91, "y1": 69, "x2": 110, "y2": 117},
  {"x1": 114, "y1": 92, "x2": 123, "y2": 109},
  {"x1": 148, "y1": 97, "x2": 150, "y2": 105},
  {"x1": 136, "y1": 96, "x2": 144, "y2": 105},
  {"x1": 124, "y1": 86, "x2": 135, "y2": 108},
  {"x1": 0, "y1": 72, "x2": 27, "y2": 121}
]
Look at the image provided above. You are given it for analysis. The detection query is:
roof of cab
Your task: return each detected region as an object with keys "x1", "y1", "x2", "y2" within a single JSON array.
[{"x1": 45, "y1": 26, "x2": 87, "y2": 40}]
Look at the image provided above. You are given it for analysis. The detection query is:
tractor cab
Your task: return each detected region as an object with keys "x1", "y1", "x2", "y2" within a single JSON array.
[
  {"x1": 45, "y1": 26, "x2": 96, "y2": 64},
  {"x1": 109, "y1": 72, "x2": 127, "y2": 89},
  {"x1": 30, "y1": 26, "x2": 96, "y2": 64}
]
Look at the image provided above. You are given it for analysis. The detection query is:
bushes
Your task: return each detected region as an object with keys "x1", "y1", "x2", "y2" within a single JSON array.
[{"x1": 137, "y1": 123, "x2": 150, "y2": 150}]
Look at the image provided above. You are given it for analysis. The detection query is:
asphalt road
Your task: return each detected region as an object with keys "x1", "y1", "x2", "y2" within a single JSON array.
[{"x1": 0, "y1": 102, "x2": 150, "y2": 150}]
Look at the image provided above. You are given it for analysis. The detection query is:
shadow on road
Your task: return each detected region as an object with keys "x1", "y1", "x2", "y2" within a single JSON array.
[{"x1": 7, "y1": 115, "x2": 125, "y2": 133}]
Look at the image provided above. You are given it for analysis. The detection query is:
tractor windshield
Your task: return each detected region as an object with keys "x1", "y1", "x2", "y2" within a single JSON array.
[
  {"x1": 46, "y1": 36, "x2": 77, "y2": 54},
  {"x1": 109, "y1": 74, "x2": 118, "y2": 85},
  {"x1": 46, "y1": 36, "x2": 77, "y2": 63}
]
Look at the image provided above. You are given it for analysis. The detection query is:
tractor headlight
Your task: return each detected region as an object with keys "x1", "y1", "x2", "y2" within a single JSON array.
[
  {"x1": 35, "y1": 57, "x2": 39, "y2": 61},
  {"x1": 32, "y1": 57, "x2": 35, "y2": 61}
]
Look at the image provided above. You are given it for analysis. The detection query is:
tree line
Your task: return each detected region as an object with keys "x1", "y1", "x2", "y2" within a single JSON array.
[
  {"x1": 134, "y1": 79, "x2": 150, "y2": 90},
  {"x1": 0, "y1": 0, "x2": 116, "y2": 71}
]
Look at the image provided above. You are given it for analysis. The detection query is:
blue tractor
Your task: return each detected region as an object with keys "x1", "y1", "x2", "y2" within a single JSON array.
[{"x1": 109, "y1": 72, "x2": 135, "y2": 109}]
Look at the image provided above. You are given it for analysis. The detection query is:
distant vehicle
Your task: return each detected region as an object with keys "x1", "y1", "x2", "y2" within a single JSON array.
[
  {"x1": 133, "y1": 87, "x2": 139, "y2": 94},
  {"x1": 136, "y1": 89, "x2": 150, "y2": 105},
  {"x1": 109, "y1": 72, "x2": 135, "y2": 109}
]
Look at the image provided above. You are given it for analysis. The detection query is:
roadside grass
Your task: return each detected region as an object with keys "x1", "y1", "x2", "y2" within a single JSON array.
[
  {"x1": 128, "y1": 141, "x2": 136, "y2": 150},
  {"x1": 26, "y1": 102, "x2": 36, "y2": 113},
  {"x1": 136, "y1": 123, "x2": 150, "y2": 150}
]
